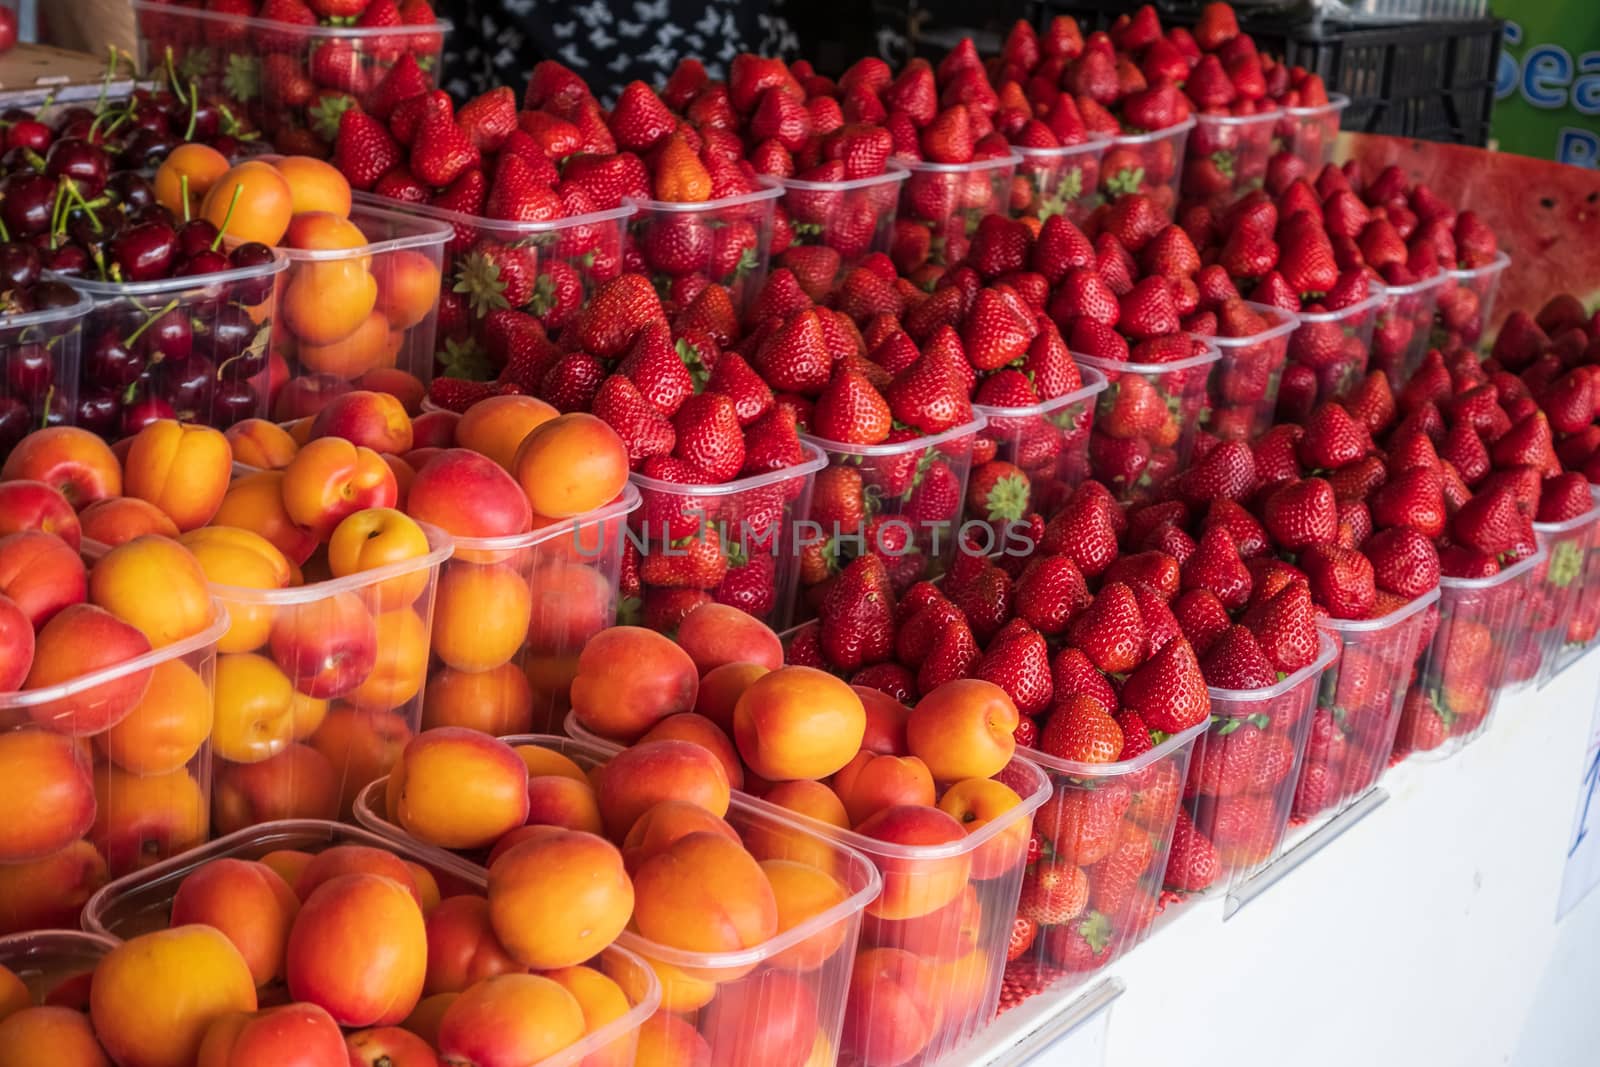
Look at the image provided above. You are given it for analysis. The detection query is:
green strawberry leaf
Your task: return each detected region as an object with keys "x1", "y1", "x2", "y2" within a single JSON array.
[
  {"x1": 222, "y1": 55, "x2": 260, "y2": 103},
  {"x1": 452, "y1": 251, "x2": 511, "y2": 317},
  {"x1": 1551, "y1": 540, "x2": 1584, "y2": 588}
]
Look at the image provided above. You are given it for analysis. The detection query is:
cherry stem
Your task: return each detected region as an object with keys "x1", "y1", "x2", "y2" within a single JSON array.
[
  {"x1": 0, "y1": 215, "x2": 11, "y2": 243},
  {"x1": 183, "y1": 82, "x2": 199, "y2": 143},
  {"x1": 63, "y1": 181, "x2": 101, "y2": 234},
  {"x1": 123, "y1": 298, "x2": 179, "y2": 347},
  {"x1": 179, "y1": 173, "x2": 191, "y2": 223},
  {"x1": 36, "y1": 385, "x2": 53, "y2": 430},
  {"x1": 210, "y1": 182, "x2": 242, "y2": 250},
  {"x1": 49, "y1": 178, "x2": 69, "y2": 237}
]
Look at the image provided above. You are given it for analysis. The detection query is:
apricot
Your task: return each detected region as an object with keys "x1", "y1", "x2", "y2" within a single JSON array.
[
  {"x1": 170, "y1": 859, "x2": 300, "y2": 987},
  {"x1": 855, "y1": 806, "x2": 972, "y2": 920},
  {"x1": 346, "y1": 1026, "x2": 440, "y2": 1067},
  {"x1": 359, "y1": 369, "x2": 427, "y2": 415},
  {"x1": 0, "y1": 529, "x2": 86, "y2": 629},
  {"x1": 293, "y1": 845, "x2": 420, "y2": 904},
  {"x1": 840, "y1": 948, "x2": 939, "y2": 1067},
  {"x1": 374, "y1": 249, "x2": 442, "y2": 331},
  {"x1": 401, "y1": 993, "x2": 456, "y2": 1048},
  {"x1": 631, "y1": 831, "x2": 778, "y2": 954},
  {"x1": 181, "y1": 527, "x2": 294, "y2": 654},
  {"x1": 98, "y1": 659, "x2": 211, "y2": 775},
  {"x1": 226, "y1": 419, "x2": 300, "y2": 470},
  {"x1": 0, "y1": 594, "x2": 29, "y2": 692},
  {"x1": 308, "y1": 706, "x2": 412, "y2": 818},
  {"x1": 27, "y1": 608, "x2": 152, "y2": 738},
  {"x1": 285, "y1": 262, "x2": 379, "y2": 347},
  {"x1": 937, "y1": 777, "x2": 1030, "y2": 880},
  {"x1": 437, "y1": 974, "x2": 585, "y2": 1067},
  {"x1": 257, "y1": 848, "x2": 314, "y2": 888},
  {"x1": 327, "y1": 508, "x2": 432, "y2": 613},
  {"x1": 281, "y1": 437, "x2": 399, "y2": 541},
  {"x1": 677, "y1": 603, "x2": 784, "y2": 674},
  {"x1": 269, "y1": 591, "x2": 379, "y2": 699},
  {"x1": 431, "y1": 562, "x2": 532, "y2": 673},
  {"x1": 905, "y1": 679, "x2": 1019, "y2": 781},
  {"x1": 702, "y1": 970, "x2": 820, "y2": 1067},
  {"x1": 526, "y1": 560, "x2": 615, "y2": 655},
  {"x1": 0, "y1": 965, "x2": 24, "y2": 1022},
  {"x1": 635, "y1": 1009, "x2": 712, "y2": 1067},
  {"x1": 91, "y1": 764, "x2": 207, "y2": 874},
  {"x1": 423, "y1": 895, "x2": 524, "y2": 995},
  {"x1": 89, "y1": 926, "x2": 257, "y2": 1067},
  {"x1": 733, "y1": 667, "x2": 865, "y2": 782},
  {"x1": 513, "y1": 413, "x2": 629, "y2": 519},
  {"x1": 311, "y1": 390, "x2": 414, "y2": 455},
  {"x1": 693, "y1": 662, "x2": 770, "y2": 733},
  {"x1": 123, "y1": 420, "x2": 233, "y2": 531},
  {"x1": 620, "y1": 799, "x2": 740, "y2": 872},
  {"x1": 455, "y1": 395, "x2": 557, "y2": 473},
  {"x1": 423, "y1": 663, "x2": 533, "y2": 735},
  {"x1": 856, "y1": 686, "x2": 911, "y2": 756},
  {"x1": 154, "y1": 142, "x2": 230, "y2": 218},
  {"x1": 286, "y1": 873, "x2": 428, "y2": 1027},
  {"x1": 0, "y1": 479, "x2": 81, "y2": 547},
  {"x1": 512, "y1": 744, "x2": 588, "y2": 783},
  {"x1": 0, "y1": 426, "x2": 121, "y2": 507},
  {"x1": 0, "y1": 729, "x2": 95, "y2": 863},
  {"x1": 390, "y1": 728, "x2": 529, "y2": 849},
  {"x1": 0, "y1": 1005, "x2": 112, "y2": 1067},
  {"x1": 569, "y1": 627, "x2": 698, "y2": 742},
  {"x1": 88, "y1": 535, "x2": 215, "y2": 648},
  {"x1": 594, "y1": 739, "x2": 731, "y2": 840},
  {"x1": 407, "y1": 448, "x2": 533, "y2": 539},
  {"x1": 212, "y1": 471, "x2": 320, "y2": 567},
  {"x1": 488, "y1": 829, "x2": 633, "y2": 969},
  {"x1": 762, "y1": 858, "x2": 852, "y2": 971},
  {"x1": 860, "y1": 882, "x2": 981, "y2": 960},
  {"x1": 202, "y1": 161, "x2": 293, "y2": 245},
  {"x1": 523, "y1": 774, "x2": 604, "y2": 835},
  {"x1": 212, "y1": 743, "x2": 340, "y2": 833},
  {"x1": 638, "y1": 713, "x2": 744, "y2": 790},
  {"x1": 342, "y1": 607, "x2": 430, "y2": 712},
  {"x1": 0, "y1": 840, "x2": 107, "y2": 934},
  {"x1": 832, "y1": 751, "x2": 936, "y2": 827},
  {"x1": 196, "y1": 1002, "x2": 347, "y2": 1067},
  {"x1": 78, "y1": 497, "x2": 180, "y2": 545}
]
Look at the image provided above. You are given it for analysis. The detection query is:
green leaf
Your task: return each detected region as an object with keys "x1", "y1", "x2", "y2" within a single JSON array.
[
  {"x1": 438, "y1": 337, "x2": 493, "y2": 381},
  {"x1": 1551, "y1": 540, "x2": 1585, "y2": 589},
  {"x1": 452, "y1": 251, "x2": 511, "y2": 317},
  {"x1": 222, "y1": 55, "x2": 260, "y2": 104}
]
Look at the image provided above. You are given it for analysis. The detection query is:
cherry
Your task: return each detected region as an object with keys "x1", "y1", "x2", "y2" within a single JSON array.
[
  {"x1": 111, "y1": 221, "x2": 178, "y2": 282},
  {"x1": 182, "y1": 100, "x2": 221, "y2": 142},
  {"x1": 31, "y1": 281, "x2": 81, "y2": 310},
  {"x1": 229, "y1": 242, "x2": 278, "y2": 304},
  {"x1": 141, "y1": 306, "x2": 193, "y2": 363},
  {"x1": 0, "y1": 243, "x2": 41, "y2": 288},
  {"x1": 75, "y1": 390, "x2": 122, "y2": 438},
  {"x1": 44, "y1": 138, "x2": 109, "y2": 199},
  {"x1": 161, "y1": 354, "x2": 215, "y2": 416},
  {"x1": 66, "y1": 210, "x2": 115, "y2": 252},
  {"x1": 126, "y1": 107, "x2": 169, "y2": 135},
  {"x1": 1, "y1": 107, "x2": 31, "y2": 122},
  {"x1": 39, "y1": 388, "x2": 70, "y2": 428},
  {"x1": 5, "y1": 342, "x2": 52, "y2": 396},
  {"x1": 1, "y1": 173, "x2": 58, "y2": 237},
  {"x1": 107, "y1": 172, "x2": 157, "y2": 212},
  {"x1": 122, "y1": 393, "x2": 175, "y2": 436},
  {"x1": 0, "y1": 396, "x2": 30, "y2": 452},
  {"x1": 53, "y1": 106, "x2": 95, "y2": 131},
  {"x1": 87, "y1": 331, "x2": 145, "y2": 388},
  {"x1": 211, "y1": 379, "x2": 261, "y2": 426},
  {"x1": 118, "y1": 128, "x2": 173, "y2": 172},
  {"x1": 177, "y1": 250, "x2": 230, "y2": 277},
  {"x1": 176, "y1": 219, "x2": 221, "y2": 259},
  {"x1": 205, "y1": 305, "x2": 256, "y2": 362},
  {"x1": 210, "y1": 135, "x2": 248, "y2": 162},
  {"x1": 127, "y1": 203, "x2": 176, "y2": 229},
  {"x1": 5, "y1": 118, "x2": 51, "y2": 154},
  {"x1": 44, "y1": 244, "x2": 90, "y2": 276}
]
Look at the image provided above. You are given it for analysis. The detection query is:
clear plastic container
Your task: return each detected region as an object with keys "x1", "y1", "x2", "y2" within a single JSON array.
[
  {"x1": 1011, "y1": 138, "x2": 1110, "y2": 226},
  {"x1": 204, "y1": 521, "x2": 452, "y2": 830},
  {"x1": 0, "y1": 291, "x2": 93, "y2": 457},
  {"x1": 974, "y1": 368, "x2": 1106, "y2": 519},
  {"x1": 1537, "y1": 493, "x2": 1600, "y2": 687},
  {"x1": 55, "y1": 255, "x2": 288, "y2": 437},
  {"x1": 1393, "y1": 548, "x2": 1546, "y2": 760},
  {"x1": 1277, "y1": 94, "x2": 1350, "y2": 167},
  {"x1": 1007, "y1": 721, "x2": 1206, "y2": 995},
  {"x1": 629, "y1": 442, "x2": 825, "y2": 632},
  {"x1": 798, "y1": 419, "x2": 985, "y2": 611},
  {"x1": 1097, "y1": 117, "x2": 1195, "y2": 218},
  {"x1": 1434, "y1": 250, "x2": 1510, "y2": 352},
  {"x1": 82, "y1": 817, "x2": 661, "y2": 1067},
  {"x1": 130, "y1": 0, "x2": 451, "y2": 157},
  {"x1": 356, "y1": 191, "x2": 633, "y2": 364},
  {"x1": 1183, "y1": 109, "x2": 1284, "y2": 208},
  {"x1": 1369, "y1": 271, "x2": 1449, "y2": 386},
  {"x1": 357, "y1": 733, "x2": 880, "y2": 1067},
  {"x1": 624, "y1": 182, "x2": 784, "y2": 312},
  {"x1": 0, "y1": 601, "x2": 226, "y2": 910},
  {"x1": 1291, "y1": 589, "x2": 1440, "y2": 827},
  {"x1": 1284, "y1": 281, "x2": 1384, "y2": 404},
  {"x1": 0, "y1": 929, "x2": 117, "y2": 1005},
  {"x1": 777, "y1": 166, "x2": 908, "y2": 286},
  {"x1": 1198, "y1": 302, "x2": 1299, "y2": 442},
  {"x1": 894, "y1": 155, "x2": 1022, "y2": 271},
  {"x1": 424, "y1": 486, "x2": 639, "y2": 738},
  {"x1": 1172, "y1": 634, "x2": 1338, "y2": 896},
  {"x1": 274, "y1": 203, "x2": 451, "y2": 422},
  {"x1": 1523, "y1": 494, "x2": 1600, "y2": 690},
  {"x1": 1075, "y1": 346, "x2": 1221, "y2": 501}
]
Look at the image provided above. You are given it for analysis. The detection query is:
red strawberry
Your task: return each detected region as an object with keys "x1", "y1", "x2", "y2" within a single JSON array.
[
  {"x1": 457, "y1": 86, "x2": 516, "y2": 153},
  {"x1": 1262, "y1": 477, "x2": 1337, "y2": 550},
  {"x1": 1066, "y1": 582, "x2": 1146, "y2": 675},
  {"x1": 1364, "y1": 526, "x2": 1441, "y2": 599},
  {"x1": 1369, "y1": 466, "x2": 1447, "y2": 539},
  {"x1": 949, "y1": 564, "x2": 1014, "y2": 646},
  {"x1": 640, "y1": 525, "x2": 727, "y2": 590},
  {"x1": 1017, "y1": 862, "x2": 1090, "y2": 925},
  {"x1": 1163, "y1": 810, "x2": 1220, "y2": 893},
  {"x1": 919, "y1": 619, "x2": 980, "y2": 694},
  {"x1": 976, "y1": 621, "x2": 1055, "y2": 715},
  {"x1": 1296, "y1": 402, "x2": 1367, "y2": 471},
  {"x1": 333, "y1": 109, "x2": 401, "y2": 191},
  {"x1": 885, "y1": 355, "x2": 975, "y2": 436},
  {"x1": 1180, "y1": 525, "x2": 1252, "y2": 611},
  {"x1": 1015, "y1": 555, "x2": 1091, "y2": 636},
  {"x1": 1039, "y1": 693, "x2": 1124, "y2": 762},
  {"x1": 811, "y1": 369, "x2": 891, "y2": 445},
  {"x1": 1451, "y1": 486, "x2": 1533, "y2": 559},
  {"x1": 574, "y1": 274, "x2": 664, "y2": 358},
  {"x1": 1299, "y1": 543, "x2": 1376, "y2": 619},
  {"x1": 820, "y1": 555, "x2": 894, "y2": 671},
  {"x1": 1247, "y1": 579, "x2": 1320, "y2": 675},
  {"x1": 963, "y1": 288, "x2": 1036, "y2": 371},
  {"x1": 592, "y1": 374, "x2": 675, "y2": 465},
  {"x1": 1201, "y1": 624, "x2": 1278, "y2": 690},
  {"x1": 410, "y1": 93, "x2": 480, "y2": 187},
  {"x1": 1173, "y1": 587, "x2": 1233, "y2": 658},
  {"x1": 1121, "y1": 635, "x2": 1210, "y2": 733}
]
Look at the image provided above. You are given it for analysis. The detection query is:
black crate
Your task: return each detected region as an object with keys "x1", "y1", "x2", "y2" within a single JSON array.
[{"x1": 1026, "y1": 2, "x2": 1502, "y2": 146}]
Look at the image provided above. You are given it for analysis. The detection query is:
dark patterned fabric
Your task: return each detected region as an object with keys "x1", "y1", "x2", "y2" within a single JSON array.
[{"x1": 439, "y1": 0, "x2": 797, "y2": 103}]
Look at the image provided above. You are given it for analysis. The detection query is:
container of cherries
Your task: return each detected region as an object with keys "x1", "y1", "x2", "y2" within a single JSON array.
[
  {"x1": 0, "y1": 272, "x2": 93, "y2": 457},
  {"x1": 29, "y1": 151, "x2": 287, "y2": 438}
]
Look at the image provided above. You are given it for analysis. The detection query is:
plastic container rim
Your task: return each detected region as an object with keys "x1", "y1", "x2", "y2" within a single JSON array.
[
  {"x1": 973, "y1": 364, "x2": 1108, "y2": 420},
  {"x1": 1110, "y1": 115, "x2": 1197, "y2": 146},
  {"x1": 205, "y1": 520, "x2": 453, "y2": 605},
  {"x1": 623, "y1": 176, "x2": 785, "y2": 214},
  {"x1": 130, "y1": 0, "x2": 452, "y2": 36},
  {"x1": 277, "y1": 203, "x2": 453, "y2": 263},
  {"x1": 1316, "y1": 585, "x2": 1440, "y2": 634},
  {"x1": 800, "y1": 415, "x2": 987, "y2": 458},
  {"x1": 775, "y1": 161, "x2": 911, "y2": 193},
  {"x1": 1285, "y1": 93, "x2": 1351, "y2": 118},
  {"x1": 0, "y1": 602, "x2": 227, "y2": 710},
  {"x1": 628, "y1": 440, "x2": 827, "y2": 497},
  {"x1": 1074, "y1": 340, "x2": 1222, "y2": 376},
  {"x1": 1446, "y1": 249, "x2": 1511, "y2": 283},
  {"x1": 1012, "y1": 135, "x2": 1114, "y2": 163},
  {"x1": 1293, "y1": 280, "x2": 1385, "y2": 323},
  {"x1": 1532, "y1": 492, "x2": 1600, "y2": 537},
  {"x1": 447, "y1": 483, "x2": 641, "y2": 556},
  {"x1": 1379, "y1": 270, "x2": 1451, "y2": 299},
  {"x1": 1207, "y1": 631, "x2": 1339, "y2": 705},
  {"x1": 0, "y1": 928, "x2": 119, "y2": 958},
  {"x1": 1018, "y1": 718, "x2": 1208, "y2": 780},
  {"x1": 49, "y1": 251, "x2": 289, "y2": 298},
  {"x1": 895, "y1": 152, "x2": 1024, "y2": 175},
  {"x1": 0, "y1": 289, "x2": 96, "y2": 331},
  {"x1": 1195, "y1": 301, "x2": 1300, "y2": 348},
  {"x1": 1438, "y1": 543, "x2": 1547, "y2": 593},
  {"x1": 1192, "y1": 107, "x2": 1286, "y2": 128},
  {"x1": 353, "y1": 189, "x2": 636, "y2": 237}
]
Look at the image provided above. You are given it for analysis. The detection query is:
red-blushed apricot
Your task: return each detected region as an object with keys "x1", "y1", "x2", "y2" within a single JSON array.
[
  {"x1": 639, "y1": 713, "x2": 744, "y2": 790},
  {"x1": 569, "y1": 627, "x2": 698, "y2": 742},
  {"x1": 733, "y1": 667, "x2": 865, "y2": 782},
  {"x1": 389, "y1": 727, "x2": 529, "y2": 849},
  {"x1": 400, "y1": 993, "x2": 455, "y2": 1048},
  {"x1": 937, "y1": 776, "x2": 1029, "y2": 880},
  {"x1": 407, "y1": 449, "x2": 533, "y2": 539},
  {"x1": 89, "y1": 926, "x2": 258, "y2": 1067},
  {"x1": 743, "y1": 780, "x2": 850, "y2": 877},
  {"x1": 345, "y1": 1026, "x2": 440, "y2": 1067},
  {"x1": 905, "y1": 679, "x2": 1019, "y2": 781},
  {"x1": 544, "y1": 965, "x2": 631, "y2": 1049},
  {"x1": 430, "y1": 562, "x2": 531, "y2": 673},
  {"x1": 0, "y1": 1005, "x2": 112, "y2": 1067},
  {"x1": 170, "y1": 858, "x2": 300, "y2": 986},
  {"x1": 308, "y1": 705, "x2": 412, "y2": 818},
  {"x1": 122, "y1": 420, "x2": 232, "y2": 532},
  {"x1": 285, "y1": 873, "x2": 427, "y2": 1027},
  {"x1": 860, "y1": 882, "x2": 981, "y2": 960},
  {"x1": 523, "y1": 774, "x2": 604, "y2": 836},
  {"x1": 0, "y1": 479, "x2": 80, "y2": 547},
  {"x1": 423, "y1": 895, "x2": 525, "y2": 995},
  {"x1": 0, "y1": 841, "x2": 107, "y2": 935},
  {"x1": 97, "y1": 659, "x2": 211, "y2": 776},
  {"x1": 702, "y1": 969, "x2": 820, "y2": 1067},
  {"x1": 436, "y1": 974, "x2": 585, "y2": 1067},
  {"x1": 194, "y1": 1002, "x2": 346, "y2": 1067},
  {"x1": 762, "y1": 858, "x2": 852, "y2": 971},
  {"x1": 511, "y1": 744, "x2": 588, "y2": 783},
  {"x1": 634, "y1": 1010, "x2": 711, "y2": 1067},
  {"x1": 855, "y1": 686, "x2": 911, "y2": 756},
  {"x1": 840, "y1": 948, "x2": 940, "y2": 1067},
  {"x1": 77, "y1": 497, "x2": 180, "y2": 546},
  {"x1": 0, "y1": 729, "x2": 95, "y2": 863},
  {"x1": 0, "y1": 426, "x2": 121, "y2": 507},
  {"x1": 212, "y1": 743, "x2": 341, "y2": 834},
  {"x1": 631, "y1": 832, "x2": 778, "y2": 956},
  {"x1": 90, "y1": 764, "x2": 207, "y2": 876},
  {"x1": 675, "y1": 603, "x2": 784, "y2": 674},
  {"x1": 693, "y1": 662, "x2": 770, "y2": 733},
  {"x1": 423, "y1": 663, "x2": 534, "y2": 736},
  {"x1": 854, "y1": 806, "x2": 972, "y2": 920},
  {"x1": 257, "y1": 849, "x2": 313, "y2": 888},
  {"x1": 831, "y1": 751, "x2": 936, "y2": 828},
  {"x1": 593, "y1": 739, "x2": 731, "y2": 840},
  {"x1": 0, "y1": 529, "x2": 85, "y2": 629},
  {"x1": 269, "y1": 591, "x2": 379, "y2": 700},
  {"x1": 512, "y1": 413, "x2": 628, "y2": 519},
  {"x1": 0, "y1": 965, "x2": 26, "y2": 1022},
  {"x1": 24, "y1": 603, "x2": 153, "y2": 735},
  {"x1": 487, "y1": 829, "x2": 633, "y2": 970},
  {"x1": 620, "y1": 800, "x2": 741, "y2": 874},
  {"x1": 455, "y1": 396, "x2": 557, "y2": 473},
  {"x1": 294, "y1": 845, "x2": 421, "y2": 904}
]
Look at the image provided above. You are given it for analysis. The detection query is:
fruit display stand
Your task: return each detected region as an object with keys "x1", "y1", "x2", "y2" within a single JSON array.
[
  {"x1": 1011, "y1": 139, "x2": 1110, "y2": 226},
  {"x1": 355, "y1": 733, "x2": 882, "y2": 1067},
  {"x1": 0, "y1": 290, "x2": 94, "y2": 456},
  {"x1": 624, "y1": 182, "x2": 785, "y2": 312},
  {"x1": 895, "y1": 156, "x2": 1022, "y2": 270},
  {"x1": 1197, "y1": 302, "x2": 1298, "y2": 443},
  {"x1": 974, "y1": 367, "x2": 1106, "y2": 520},
  {"x1": 59, "y1": 254, "x2": 288, "y2": 436},
  {"x1": 776, "y1": 166, "x2": 910, "y2": 284},
  {"x1": 1282, "y1": 280, "x2": 1384, "y2": 406}
]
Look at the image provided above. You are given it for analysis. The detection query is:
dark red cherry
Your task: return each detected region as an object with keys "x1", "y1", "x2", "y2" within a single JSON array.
[
  {"x1": 211, "y1": 379, "x2": 262, "y2": 426},
  {"x1": 43, "y1": 138, "x2": 109, "y2": 198},
  {"x1": 176, "y1": 219, "x2": 221, "y2": 259},
  {"x1": 0, "y1": 243, "x2": 41, "y2": 288},
  {"x1": 4, "y1": 341, "x2": 52, "y2": 396},
  {"x1": 75, "y1": 389, "x2": 122, "y2": 438},
  {"x1": 121, "y1": 393, "x2": 175, "y2": 436},
  {"x1": 0, "y1": 173, "x2": 58, "y2": 237},
  {"x1": 30, "y1": 280, "x2": 81, "y2": 311},
  {"x1": 110, "y1": 221, "x2": 178, "y2": 283},
  {"x1": 177, "y1": 250, "x2": 231, "y2": 277},
  {"x1": 86, "y1": 331, "x2": 145, "y2": 388}
]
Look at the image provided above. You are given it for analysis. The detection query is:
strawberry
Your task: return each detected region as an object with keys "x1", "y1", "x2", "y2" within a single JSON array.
[
  {"x1": 592, "y1": 375, "x2": 675, "y2": 465},
  {"x1": 640, "y1": 525, "x2": 726, "y2": 590},
  {"x1": 1180, "y1": 525, "x2": 1252, "y2": 611},
  {"x1": 671, "y1": 393, "x2": 745, "y2": 483},
  {"x1": 1364, "y1": 526, "x2": 1441, "y2": 599},
  {"x1": 966, "y1": 461, "x2": 1031, "y2": 524},
  {"x1": 1017, "y1": 862, "x2": 1090, "y2": 925},
  {"x1": 950, "y1": 564, "x2": 1014, "y2": 645},
  {"x1": 1120, "y1": 638, "x2": 1210, "y2": 733},
  {"x1": 1249, "y1": 579, "x2": 1321, "y2": 675},
  {"x1": 976, "y1": 621, "x2": 1054, "y2": 715},
  {"x1": 903, "y1": 461, "x2": 964, "y2": 529},
  {"x1": 453, "y1": 86, "x2": 516, "y2": 154},
  {"x1": 1015, "y1": 555, "x2": 1091, "y2": 636},
  {"x1": 820, "y1": 555, "x2": 894, "y2": 671},
  {"x1": 754, "y1": 310, "x2": 831, "y2": 395},
  {"x1": 1262, "y1": 477, "x2": 1337, "y2": 550},
  {"x1": 608, "y1": 80, "x2": 676, "y2": 153},
  {"x1": 427, "y1": 376, "x2": 516, "y2": 412},
  {"x1": 1173, "y1": 588, "x2": 1233, "y2": 658},
  {"x1": 1277, "y1": 227, "x2": 1339, "y2": 299},
  {"x1": 1163, "y1": 810, "x2": 1220, "y2": 893},
  {"x1": 742, "y1": 407, "x2": 806, "y2": 475},
  {"x1": 1047, "y1": 648, "x2": 1117, "y2": 715},
  {"x1": 1178, "y1": 440, "x2": 1257, "y2": 504},
  {"x1": 1066, "y1": 582, "x2": 1146, "y2": 675},
  {"x1": 1451, "y1": 486, "x2": 1533, "y2": 559},
  {"x1": 1369, "y1": 466, "x2": 1447, "y2": 539},
  {"x1": 1538, "y1": 472, "x2": 1594, "y2": 523},
  {"x1": 810, "y1": 369, "x2": 891, "y2": 445},
  {"x1": 1036, "y1": 782, "x2": 1131, "y2": 868},
  {"x1": 1039, "y1": 693, "x2": 1123, "y2": 762},
  {"x1": 1296, "y1": 402, "x2": 1368, "y2": 471},
  {"x1": 615, "y1": 324, "x2": 698, "y2": 418},
  {"x1": 573, "y1": 274, "x2": 663, "y2": 359},
  {"x1": 540, "y1": 353, "x2": 604, "y2": 412},
  {"x1": 962, "y1": 288, "x2": 1036, "y2": 371},
  {"x1": 410, "y1": 93, "x2": 480, "y2": 188},
  {"x1": 1299, "y1": 543, "x2": 1377, "y2": 619},
  {"x1": 885, "y1": 355, "x2": 975, "y2": 436},
  {"x1": 1201, "y1": 624, "x2": 1278, "y2": 690},
  {"x1": 333, "y1": 109, "x2": 401, "y2": 192},
  {"x1": 918, "y1": 619, "x2": 980, "y2": 694},
  {"x1": 1039, "y1": 494, "x2": 1119, "y2": 578}
]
